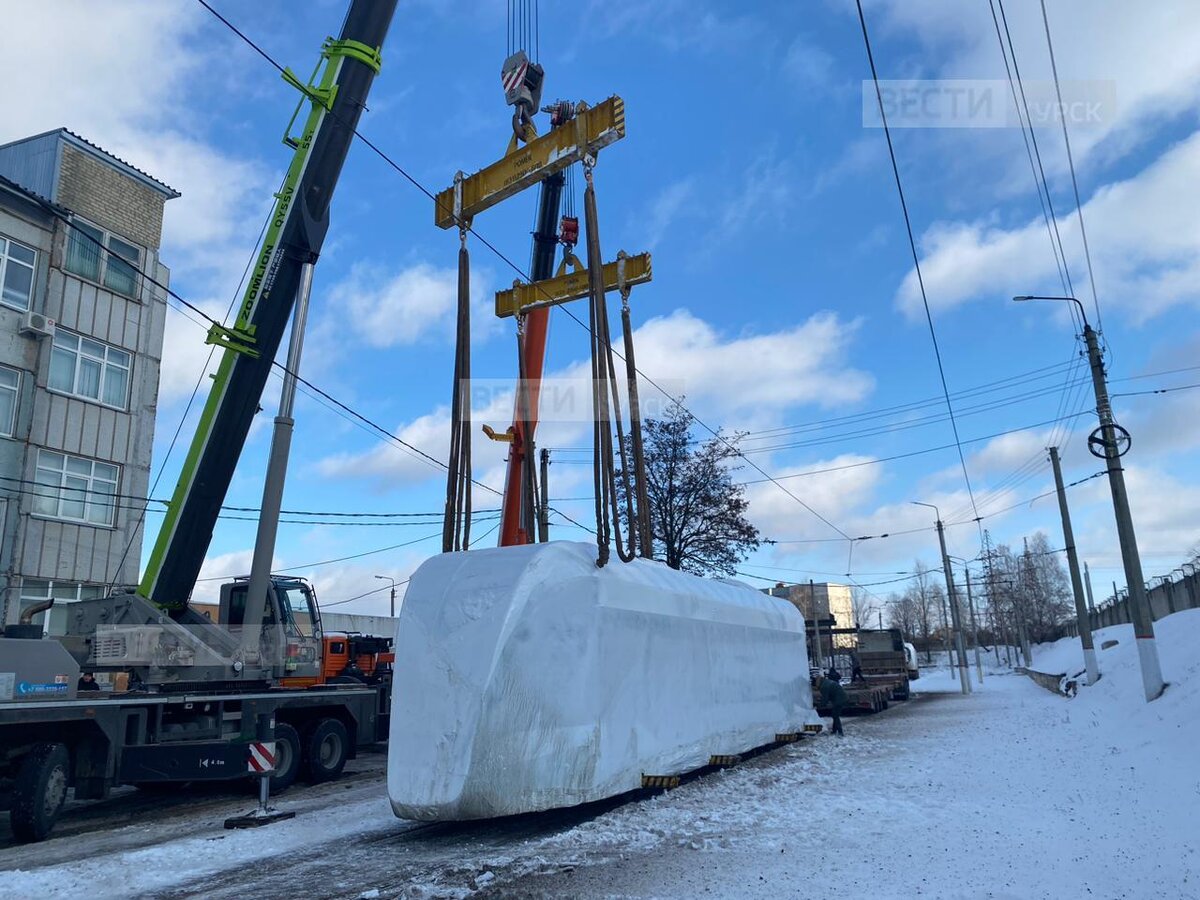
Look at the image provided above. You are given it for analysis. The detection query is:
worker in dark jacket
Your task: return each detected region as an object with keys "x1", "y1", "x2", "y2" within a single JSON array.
[
  {"x1": 815, "y1": 673, "x2": 848, "y2": 737},
  {"x1": 77, "y1": 672, "x2": 101, "y2": 692}
]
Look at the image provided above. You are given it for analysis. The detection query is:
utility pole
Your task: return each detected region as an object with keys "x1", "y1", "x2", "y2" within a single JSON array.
[
  {"x1": 913, "y1": 502, "x2": 970, "y2": 694},
  {"x1": 375, "y1": 575, "x2": 397, "y2": 617},
  {"x1": 939, "y1": 589, "x2": 953, "y2": 677},
  {"x1": 1049, "y1": 446, "x2": 1099, "y2": 685},
  {"x1": 1084, "y1": 560, "x2": 1097, "y2": 613},
  {"x1": 964, "y1": 567, "x2": 983, "y2": 683},
  {"x1": 537, "y1": 448, "x2": 550, "y2": 542},
  {"x1": 1015, "y1": 295, "x2": 1163, "y2": 701},
  {"x1": 1018, "y1": 539, "x2": 1033, "y2": 667}
]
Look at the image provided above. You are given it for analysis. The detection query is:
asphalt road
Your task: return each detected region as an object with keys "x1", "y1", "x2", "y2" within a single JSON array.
[{"x1": 1, "y1": 698, "x2": 934, "y2": 899}]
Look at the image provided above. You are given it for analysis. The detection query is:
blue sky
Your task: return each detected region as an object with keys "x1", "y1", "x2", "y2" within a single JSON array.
[{"x1": 6, "y1": 0, "x2": 1200, "y2": 617}]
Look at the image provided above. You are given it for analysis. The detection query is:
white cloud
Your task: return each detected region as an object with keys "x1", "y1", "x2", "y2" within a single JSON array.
[
  {"x1": 897, "y1": 130, "x2": 1200, "y2": 320},
  {"x1": 320, "y1": 260, "x2": 500, "y2": 352},
  {"x1": 192, "y1": 547, "x2": 262, "y2": 607},
  {"x1": 783, "y1": 33, "x2": 835, "y2": 90},
  {"x1": 314, "y1": 309, "x2": 873, "y2": 496},
  {"x1": 622, "y1": 309, "x2": 874, "y2": 420},
  {"x1": 872, "y1": 0, "x2": 1200, "y2": 170},
  {"x1": 0, "y1": 1, "x2": 276, "y2": 404},
  {"x1": 636, "y1": 179, "x2": 697, "y2": 249}
]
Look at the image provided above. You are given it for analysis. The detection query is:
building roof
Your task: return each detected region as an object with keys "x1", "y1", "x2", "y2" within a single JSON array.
[
  {"x1": 0, "y1": 173, "x2": 68, "y2": 218},
  {"x1": 0, "y1": 128, "x2": 180, "y2": 199}
]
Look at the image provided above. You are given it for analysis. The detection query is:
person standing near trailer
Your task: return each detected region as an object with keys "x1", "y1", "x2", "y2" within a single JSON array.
[{"x1": 815, "y1": 673, "x2": 848, "y2": 737}]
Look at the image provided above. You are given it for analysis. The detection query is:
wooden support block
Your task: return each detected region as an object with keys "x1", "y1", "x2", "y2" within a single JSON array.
[{"x1": 708, "y1": 755, "x2": 739, "y2": 767}]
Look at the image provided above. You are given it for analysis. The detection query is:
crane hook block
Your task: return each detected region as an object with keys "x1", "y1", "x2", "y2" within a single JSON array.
[
  {"x1": 559, "y1": 216, "x2": 579, "y2": 246},
  {"x1": 501, "y1": 50, "x2": 544, "y2": 118}
]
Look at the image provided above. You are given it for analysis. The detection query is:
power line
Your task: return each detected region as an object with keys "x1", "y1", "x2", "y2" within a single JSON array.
[
  {"x1": 990, "y1": 0, "x2": 1076, "y2": 306},
  {"x1": 735, "y1": 409, "x2": 1092, "y2": 486},
  {"x1": 1111, "y1": 381, "x2": 1200, "y2": 399},
  {"x1": 1039, "y1": 0, "x2": 1104, "y2": 336},
  {"x1": 194, "y1": 0, "x2": 856, "y2": 547},
  {"x1": 856, "y1": 0, "x2": 980, "y2": 529},
  {"x1": 195, "y1": 530, "x2": 444, "y2": 582}
]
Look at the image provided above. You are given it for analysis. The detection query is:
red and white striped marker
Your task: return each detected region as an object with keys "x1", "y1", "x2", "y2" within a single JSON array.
[
  {"x1": 502, "y1": 59, "x2": 528, "y2": 95},
  {"x1": 247, "y1": 741, "x2": 277, "y2": 774}
]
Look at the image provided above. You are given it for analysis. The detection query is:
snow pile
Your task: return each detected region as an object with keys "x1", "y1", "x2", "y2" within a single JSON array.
[
  {"x1": 388, "y1": 541, "x2": 817, "y2": 820},
  {"x1": 1030, "y1": 608, "x2": 1200, "y2": 746}
]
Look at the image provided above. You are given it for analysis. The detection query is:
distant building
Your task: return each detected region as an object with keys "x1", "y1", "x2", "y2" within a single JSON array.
[
  {"x1": 763, "y1": 581, "x2": 857, "y2": 649},
  {"x1": 0, "y1": 129, "x2": 179, "y2": 630}
]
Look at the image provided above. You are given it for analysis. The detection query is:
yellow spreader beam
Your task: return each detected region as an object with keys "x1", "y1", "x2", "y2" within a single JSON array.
[
  {"x1": 434, "y1": 96, "x2": 626, "y2": 229},
  {"x1": 495, "y1": 251, "x2": 651, "y2": 318}
]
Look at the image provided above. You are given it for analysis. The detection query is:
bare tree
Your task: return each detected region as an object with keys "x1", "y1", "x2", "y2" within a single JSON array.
[
  {"x1": 617, "y1": 403, "x2": 759, "y2": 576},
  {"x1": 851, "y1": 586, "x2": 879, "y2": 630},
  {"x1": 910, "y1": 561, "x2": 939, "y2": 661},
  {"x1": 887, "y1": 590, "x2": 918, "y2": 639}
]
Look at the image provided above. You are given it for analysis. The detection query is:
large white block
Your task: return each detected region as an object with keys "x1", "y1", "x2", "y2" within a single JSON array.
[{"x1": 387, "y1": 541, "x2": 815, "y2": 820}]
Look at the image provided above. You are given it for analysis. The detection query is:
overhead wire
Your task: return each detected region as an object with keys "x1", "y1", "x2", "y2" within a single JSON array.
[
  {"x1": 193, "y1": 2, "x2": 1123, "y2": 589},
  {"x1": 1039, "y1": 0, "x2": 1104, "y2": 338},
  {"x1": 855, "y1": 0, "x2": 981, "y2": 531}
]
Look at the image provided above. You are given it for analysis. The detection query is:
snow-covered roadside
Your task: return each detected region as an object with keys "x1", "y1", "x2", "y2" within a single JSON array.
[
  {"x1": 0, "y1": 788, "x2": 399, "y2": 899},
  {"x1": 487, "y1": 612, "x2": 1200, "y2": 899},
  {"x1": 4, "y1": 613, "x2": 1195, "y2": 899}
]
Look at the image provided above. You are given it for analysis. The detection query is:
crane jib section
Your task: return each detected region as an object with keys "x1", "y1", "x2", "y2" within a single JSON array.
[{"x1": 138, "y1": 2, "x2": 398, "y2": 611}]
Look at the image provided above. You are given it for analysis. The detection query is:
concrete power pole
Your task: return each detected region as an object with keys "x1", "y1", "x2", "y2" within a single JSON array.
[
  {"x1": 918, "y1": 509, "x2": 970, "y2": 695},
  {"x1": 1049, "y1": 446, "x2": 1099, "y2": 685},
  {"x1": 1079, "y1": 322, "x2": 1163, "y2": 700},
  {"x1": 1015, "y1": 295, "x2": 1163, "y2": 701},
  {"x1": 1084, "y1": 561, "x2": 1097, "y2": 613},
  {"x1": 964, "y1": 567, "x2": 983, "y2": 683}
]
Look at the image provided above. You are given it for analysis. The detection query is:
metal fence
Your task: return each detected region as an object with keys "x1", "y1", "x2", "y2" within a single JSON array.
[{"x1": 1056, "y1": 567, "x2": 1200, "y2": 638}]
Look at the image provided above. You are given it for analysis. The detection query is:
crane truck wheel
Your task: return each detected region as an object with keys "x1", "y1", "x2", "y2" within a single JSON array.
[
  {"x1": 267, "y1": 723, "x2": 302, "y2": 793},
  {"x1": 303, "y1": 718, "x2": 349, "y2": 783},
  {"x1": 11, "y1": 742, "x2": 70, "y2": 843}
]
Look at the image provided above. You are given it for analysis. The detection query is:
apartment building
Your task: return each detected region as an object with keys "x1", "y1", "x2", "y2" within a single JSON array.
[{"x1": 0, "y1": 129, "x2": 178, "y2": 629}]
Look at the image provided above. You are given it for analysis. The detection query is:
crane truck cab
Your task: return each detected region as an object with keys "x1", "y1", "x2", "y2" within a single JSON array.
[{"x1": 219, "y1": 576, "x2": 325, "y2": 684}]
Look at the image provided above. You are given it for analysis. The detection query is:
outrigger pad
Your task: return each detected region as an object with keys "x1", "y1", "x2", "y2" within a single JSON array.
[
  {"x1": 387, "y1": 541, "x2": 821, "y2": 821},
  {"x1": 223, "y1": 809, "x2": 296, "y2": 829}
]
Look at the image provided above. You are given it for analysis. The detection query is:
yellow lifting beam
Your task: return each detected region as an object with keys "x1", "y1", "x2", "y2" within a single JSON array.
[
  {"x1": 434, "y1": 96, "x2": 626, "y2": 229},
  {"x1": 495, "y1": 251, "x2": 651, "y2": 318}
]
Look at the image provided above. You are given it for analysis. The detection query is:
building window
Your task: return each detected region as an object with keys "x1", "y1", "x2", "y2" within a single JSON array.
[
  {"x1": 0, "y1": 367, "x2": 17, "y2": 437},
  {"x1": 32, "y1": 449, "x2": 119, "y2": 526},
  {"x1": 64, "y1": 219, "x2": 142, "y2": 298},
  {"x1": 0, "y1": 234, "x2": 36, "y2": 311},
  {"x1": 48, "y1": 329, "x2": 131, "y2": 409}
]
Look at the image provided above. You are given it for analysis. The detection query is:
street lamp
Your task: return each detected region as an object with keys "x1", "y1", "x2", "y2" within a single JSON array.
[
  {"x1": 1013, "y1": 294, "x2": 1164, "y2": 702},
  {"x1": 911, "y1": 501, "x2": 971, "y2": 694},
  {"x1": 374, "y1": 575, "x2": 397, "y2": 618}
]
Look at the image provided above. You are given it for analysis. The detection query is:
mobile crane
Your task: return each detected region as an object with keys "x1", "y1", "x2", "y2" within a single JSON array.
[{"x1": 0, "y1": 0, "x2": 397, "y2": 842}]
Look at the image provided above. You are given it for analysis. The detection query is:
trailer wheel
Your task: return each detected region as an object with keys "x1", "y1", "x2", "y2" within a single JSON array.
[
  {"x1": 11, "y1": 742, "x2": 70, "y2": 843},
  {"x1": 268, "y1": 723, "x2": 302, "y2": 793},
  {"x1": 304, "y1": 718, "x2": 349, "y2": 783}
]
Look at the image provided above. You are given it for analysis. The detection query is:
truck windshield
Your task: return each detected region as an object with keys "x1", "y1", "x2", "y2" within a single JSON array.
[{"x1": 279, "y1": 585, "x2": 316, "y2": 638}]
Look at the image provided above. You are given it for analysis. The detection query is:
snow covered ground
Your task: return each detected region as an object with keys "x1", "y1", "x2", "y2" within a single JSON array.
[{"x1": 2, "y1": 610, "x2": 1196, "y2": 899}]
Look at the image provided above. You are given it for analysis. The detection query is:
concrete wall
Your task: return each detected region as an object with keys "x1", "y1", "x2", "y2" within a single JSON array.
[{"x1": 1056, "y1": 569, "x2": 1200, "y2": 638}]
